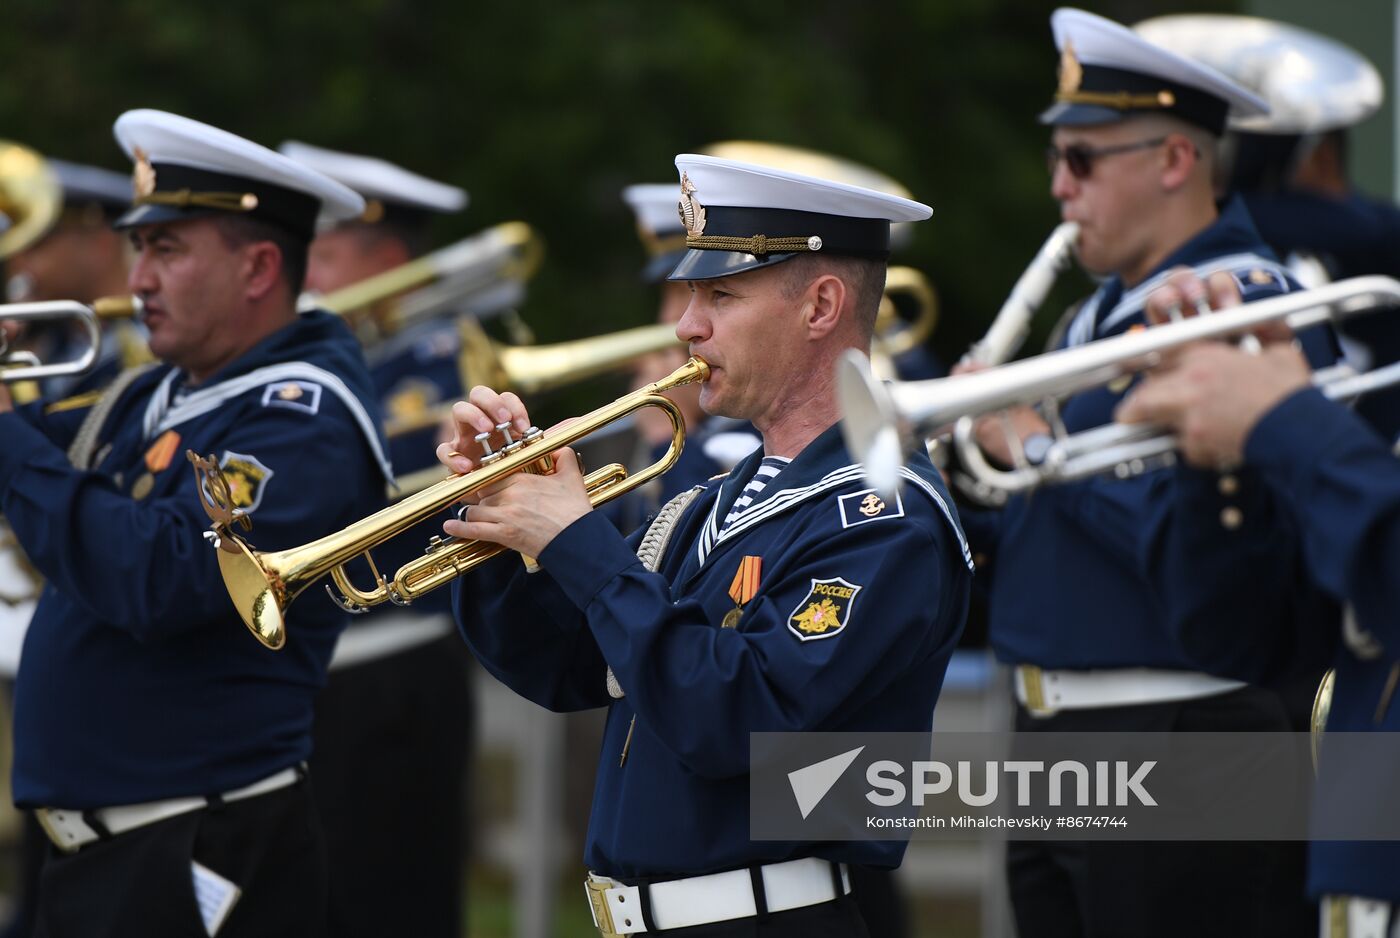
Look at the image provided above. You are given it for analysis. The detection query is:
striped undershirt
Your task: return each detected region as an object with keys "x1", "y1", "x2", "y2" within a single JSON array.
[{"x1": 721, "y1": 456, "x2": 791, "y2": 532}]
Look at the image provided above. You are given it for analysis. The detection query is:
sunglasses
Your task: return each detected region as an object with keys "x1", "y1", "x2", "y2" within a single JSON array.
[{"x1": 1045, "y1": 136, "x2": 1169, "y2": 180}]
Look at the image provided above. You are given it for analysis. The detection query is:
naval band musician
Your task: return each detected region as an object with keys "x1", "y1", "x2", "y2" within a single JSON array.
[
  {"x1": 956, "y1": 10, "x2": 1339, "y2": 937},
  {"x1": 438, "y1": 154, "x2": 972, "y2": 936},
  {"x1": 0, "y1": 110, "x2": 390, "y2": 938}
]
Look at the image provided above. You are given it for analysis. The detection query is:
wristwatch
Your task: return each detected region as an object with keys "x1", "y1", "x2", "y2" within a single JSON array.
[{"x1": 1022, "y1": 433, "x2": 1054, "y2": 466}]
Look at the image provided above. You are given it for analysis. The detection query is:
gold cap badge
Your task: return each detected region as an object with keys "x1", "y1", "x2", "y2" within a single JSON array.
[
  {"x1": 1058, "y1": 40, "x2": 1083, "y2": 95},
  {"x1": 677, "y1": 172, "x2": 706, "y2": 239},
  {"x1": 133, "y1": 147, "x2": 156, "y2": 199}
]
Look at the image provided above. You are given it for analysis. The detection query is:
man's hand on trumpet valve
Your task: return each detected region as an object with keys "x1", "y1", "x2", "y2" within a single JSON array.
[
  {"x1": 951, "y1": 359, "x2": 1051, "y2": 467},
  {"x1": 1116, "y1": 268, "x2": 1311, "y2": 469},
  {"x1": 1142, "y1": 266, "x2": 1294, "y2": 344},
  {"x1": 435, "y1": 384, "x2": 594, "y2": 559}
]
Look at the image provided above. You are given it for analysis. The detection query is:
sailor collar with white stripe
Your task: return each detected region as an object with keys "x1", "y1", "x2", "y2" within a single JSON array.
[
  {"x1": 692, "y1": 425, "x2": 971, "y2": 571},
  {"x1": 1064, "y1": 195, "x2": 1291, "y2": 347},
  {"x1": 134, "y1": 311, "x2": 394, "y2": 483}
]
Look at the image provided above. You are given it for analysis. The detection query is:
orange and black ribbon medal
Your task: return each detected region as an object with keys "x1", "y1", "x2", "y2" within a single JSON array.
[{"x1": 723, "y1": 555, "x2": 762, "y2": 629}]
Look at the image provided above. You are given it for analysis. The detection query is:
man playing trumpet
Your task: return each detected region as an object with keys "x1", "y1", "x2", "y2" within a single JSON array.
[
  {"x1": 1118, "y1": 270, "x2": 1400, "y2": 938},
  {"x1": 437, "y1": 154, "x2": 971, "y2": 936},
  {"x1": 958, "y1": 9, "x2": 1339, "y2": 936}
]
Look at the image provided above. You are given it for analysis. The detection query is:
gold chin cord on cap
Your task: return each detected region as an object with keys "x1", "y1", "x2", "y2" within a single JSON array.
[
  {"x1": 135, "y1": 189, "x2": 259, "y2": 212},
  {"x1": 684, "y1": 233, "x2": 823, "y2": 256},
  {"x1": 189, "y1": 356, "x2": 711, "y2": 651},
  {"x1": 1055, "y1": 89, "x2": 1177, "y2": 110}
]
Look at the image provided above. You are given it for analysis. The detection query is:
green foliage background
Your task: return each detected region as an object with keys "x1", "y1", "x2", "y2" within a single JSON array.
[{"x1": 1, "y1": 0, "x2": 1240, "y2": 370}]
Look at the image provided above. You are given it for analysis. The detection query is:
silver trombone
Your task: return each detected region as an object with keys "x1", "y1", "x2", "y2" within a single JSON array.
[
  {"x1": 838, "y1": 276, "x2": 1400, "y2": 498},
  {"x1": 0, "y1": 296, "x2": 141, "y2": 384},
  {"x1": 302, "y1": 221, "x2": 543, "y2": 341}
]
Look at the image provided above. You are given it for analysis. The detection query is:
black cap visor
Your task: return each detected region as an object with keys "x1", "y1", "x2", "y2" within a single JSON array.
[
  {"x1": 666, "y1": 247, "x2": 802, "y2": 282},
  {"x1": 1039, "y1": 100, "x2": 1132, "y2": 127},
  {"x1": 113, "y1": 202, "x2": 225, "y2": 232}
]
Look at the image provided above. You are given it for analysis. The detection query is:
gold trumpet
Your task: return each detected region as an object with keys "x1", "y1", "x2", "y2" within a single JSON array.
[
  {"x1": 189, "y1": 357, "x2": 710, "y2": 650},
  {"x1": 383, "y1": 316, "x2": 684, "y2": 439}
]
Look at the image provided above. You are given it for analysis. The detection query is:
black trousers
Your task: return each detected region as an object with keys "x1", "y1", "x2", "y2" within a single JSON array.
[
  {"x1": 33, "y1": 779, "x2": 325, "y2": 938},
  {"x1": 641, "y1": 895, "x2": 870, "y2": 937},
  {"x1": 1007, "y1": 687, "x2": 1312, "y2": 938},
  {"x1": 310, "y1": 634, "x2": 474, "y2": 938},
  {"x1": 847, "y1": 866, "x2": 908, "y2": 938}
]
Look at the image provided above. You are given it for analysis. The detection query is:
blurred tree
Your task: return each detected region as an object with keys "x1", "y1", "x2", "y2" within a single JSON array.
[{"x1": 0, "y1": 0, "x2": 1241, "y2": 381}]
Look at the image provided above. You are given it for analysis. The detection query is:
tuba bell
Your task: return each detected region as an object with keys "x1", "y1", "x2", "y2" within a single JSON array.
[
  {"x1": 0, "y1": 142, "x2": 61, "y2": 262},
  {"x1": 872, "y1": 266, "x2": 939, "y2": 364}
]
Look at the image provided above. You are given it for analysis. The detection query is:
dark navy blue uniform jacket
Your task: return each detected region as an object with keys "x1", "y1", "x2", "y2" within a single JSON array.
[
  {"x1": 361, "y1": 318, "x2": 464, "y2": 617},
  {"x1": 971, "y1": 197, "x2": 1337, "y2": 670},
  {"x1": 456, "y1": 423, "x2": 972, "y2": 878},
  {"x1": 1244, "y1": 189, "x2": 1400, "y2": 285},
  {"x1": 1245, "y1": 188, "x2": 1400, "y2": 441},
  {"x1": 0, "y1": 311, "x2": 390, "y2": 808},
  {"x1": 366, "y1": 318, "x2": 463, "y2": 478},
  {"x1": 1160, "y1": 386, "x2": 1400, "y2": 902}
]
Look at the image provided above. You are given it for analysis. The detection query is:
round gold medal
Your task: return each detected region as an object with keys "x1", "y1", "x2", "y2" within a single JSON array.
[
  {"x1": 131, "y1": 472, "x2": 155, "y2": 500},
  {"x1": 721, "y1": 608, "x2": 743, "y2": 629}
]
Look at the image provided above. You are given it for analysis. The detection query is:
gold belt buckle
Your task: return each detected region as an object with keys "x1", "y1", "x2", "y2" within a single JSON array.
[
  {"x1": 585, "y1": 877, "x2": 623, "y2": 938},
  {"x1": 1017, "y1": 665, "x2": 1057, "y2": 717}
]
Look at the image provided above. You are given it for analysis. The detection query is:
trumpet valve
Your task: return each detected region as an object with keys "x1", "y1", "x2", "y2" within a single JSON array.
[
  {"x1": 425, "y1": 535, "x2": 450, "y2": 554},
  {"x1": 324, "y1": 584, "x2": 371, "y2": 615}
]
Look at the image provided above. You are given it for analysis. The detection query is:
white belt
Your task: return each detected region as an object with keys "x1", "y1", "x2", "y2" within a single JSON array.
[
  {"x1": 1321, "y1": 895, "x2": 1400, "y2": 938},
  {"x1": 34, "y1": 765, "x2": 303, "y2": 854},
  {"x1": 329, "y1": 611, "x2": 454, "y2": 670},
  {"x1": 585, "y1": 858, "x2": 850, "y2": 936},
  {"x1": 1015, "y1": 665, "x2": 1247, "y2": 716}
]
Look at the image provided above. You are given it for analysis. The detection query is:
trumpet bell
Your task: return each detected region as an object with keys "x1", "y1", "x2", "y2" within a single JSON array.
[
  {"x1": 217, "y1": 536, "x2": 289, "y2": 650},
  {"x1": 195, "y1": 357, "x2": 710, "y2": 650},
  {"x1": 836, "y1": 350, "x2": 904, "y2": 499}
]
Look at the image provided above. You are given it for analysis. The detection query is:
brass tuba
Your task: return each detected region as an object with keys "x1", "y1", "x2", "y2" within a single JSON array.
[
  {"x1": 190, "y1": 357, "x2": 709, "y2": 650},
  {"x1": 872, "y1": 266, "x2": 939, "y2": 362},
  {"x1": 0, "y1": 142, "x2": 61, "y2": 261}
]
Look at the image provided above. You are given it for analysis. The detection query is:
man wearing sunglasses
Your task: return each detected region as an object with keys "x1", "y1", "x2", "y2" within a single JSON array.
[{"x1": 961, "y1": 9, "x2": 1339, "y2": 938}]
